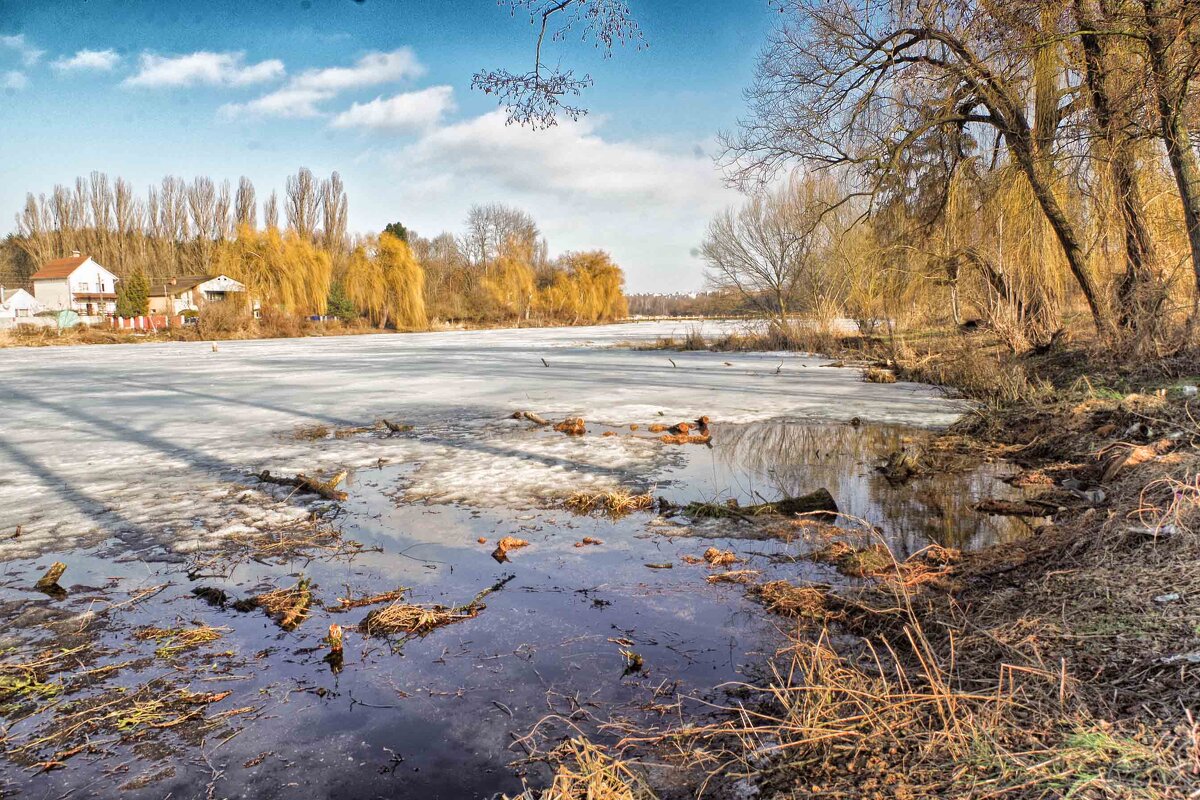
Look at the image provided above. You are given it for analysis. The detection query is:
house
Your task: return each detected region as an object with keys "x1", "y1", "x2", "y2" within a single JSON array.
[
  {"x1": 31, "y1": 253, "x2": 120, "y2": 316},
  {"x1": 148, "y1": 274, "x2": 248, "y2": 316},
  {"x1": 0, "y1": 287, "x2": 46, "y2": 320}
]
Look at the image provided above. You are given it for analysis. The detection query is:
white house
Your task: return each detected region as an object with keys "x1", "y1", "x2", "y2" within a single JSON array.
[
  {"x1": 31, "y1": 253, "x2": 120, "y2": 316},
  {"x1": 0, "y1": 287, "x2": 46, "y2": 320},
  {"x1": 148, "y1": 274, "x2": 248, "y2": 315}
]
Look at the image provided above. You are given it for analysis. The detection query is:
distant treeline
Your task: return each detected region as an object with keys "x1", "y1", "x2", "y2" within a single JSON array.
[{"x1": 2, "y1": 170, "x2": 627, "y2": 328}]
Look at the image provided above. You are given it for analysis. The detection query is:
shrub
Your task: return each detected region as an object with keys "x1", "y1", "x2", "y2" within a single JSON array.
[{"x1": 196, "y1": 301, "x2": 250, "y2": 338}]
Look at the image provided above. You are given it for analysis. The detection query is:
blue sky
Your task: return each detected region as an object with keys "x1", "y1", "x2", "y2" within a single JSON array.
[{"x1": 0, "y1": 0, "x2": 774, "y2": 291}]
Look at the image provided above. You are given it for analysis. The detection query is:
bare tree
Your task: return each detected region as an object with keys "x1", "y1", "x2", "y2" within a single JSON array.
[
  {"x1": 321, "y1": 172, "x2": 349, "y2": 255},
  {"x1": 1136, "y1": 0, "x2": 1200, "y2": 322},
  {"x1": 721, "y1": 0, "x2": 1110, "y2": 333},
  {"x1": 264, "y1": 190, "x2": 280, "y2": 230},
  {"x1": 462, "y1": 203, "x2": 540, "y2": 269},
  {"x1": 703, "y1": 174, "x2": 844, "y2": 335},
  {"x1": 235, "y1": 176, "x2": 257, "y2": 229},
  {"x1": 285, "y1": 167, "x2": 320, "y2": 239},
  {"x1": 472, "y1": 0, "x2": 642, "y2": 127}
]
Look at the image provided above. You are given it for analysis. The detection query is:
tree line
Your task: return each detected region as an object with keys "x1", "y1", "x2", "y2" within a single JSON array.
[
  {"x1": 4, "y1": 169, "x2": 627, "y2": 329},
  {"x1": 694, "y1": 0, "x2": 1200, "y2": 354}
]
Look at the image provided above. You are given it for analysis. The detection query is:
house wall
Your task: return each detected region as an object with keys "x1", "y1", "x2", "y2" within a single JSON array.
[
  {"x1": 0, "y1": 289, "x2": 45, "y2": 318},
  {"x1": 32, "y1": 279, "x2": 72, "y2": 310}
]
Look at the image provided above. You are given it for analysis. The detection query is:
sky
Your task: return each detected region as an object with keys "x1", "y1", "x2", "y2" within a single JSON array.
[{"x1": 0, "y1": 0, "x2": 777, "y2": 292}]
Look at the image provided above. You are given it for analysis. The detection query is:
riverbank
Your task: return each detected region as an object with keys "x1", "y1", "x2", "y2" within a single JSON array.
[{"x1": 591, "y1": 328, "x2": 1199, "y2": 799}]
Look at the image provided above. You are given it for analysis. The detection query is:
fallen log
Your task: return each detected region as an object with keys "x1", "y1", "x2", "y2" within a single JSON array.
[
  {"x1": 511, "y1": 410, "x2": 550, "y2": 426},
  {"x1": 683, "y1": 489, "x2": 838, "y2": 519},
  {"x1": 972, "y1": 498, "x2": 1053, "y2": 516},
  {"x1": 255, "y1": 470, "x2": 348, "y2": 501}
]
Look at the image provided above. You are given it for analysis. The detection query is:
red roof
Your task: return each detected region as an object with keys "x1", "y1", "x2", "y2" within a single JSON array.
[{"x1": 32, "y1": 255, "x2": 90, "y2": 280}]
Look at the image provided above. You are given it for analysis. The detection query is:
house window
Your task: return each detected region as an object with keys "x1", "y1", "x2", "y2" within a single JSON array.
[{"x1": 78, "y1": 282, "x2": 89, "y2": 292}]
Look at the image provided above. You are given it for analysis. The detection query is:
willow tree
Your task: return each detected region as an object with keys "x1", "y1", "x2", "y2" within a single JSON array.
[
  {"x1": 215, "y1": 224, "x2": 332, "y2": 315},
  {"x1": 721, "y1": 0, "x2": 1111, "y2": 334},
  {"x1": 483, "y1": 239, "x2": 536, "y2": 323},
  {"x1": 344, "y1": 233, "x2": 427, "y2": 329}
]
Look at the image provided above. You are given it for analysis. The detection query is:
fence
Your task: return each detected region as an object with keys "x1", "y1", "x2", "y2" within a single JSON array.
[{"x1": 111, "y1": 315, "x2": 186, "y2": 331}]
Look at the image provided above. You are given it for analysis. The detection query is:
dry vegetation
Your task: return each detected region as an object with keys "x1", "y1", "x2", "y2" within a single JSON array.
[{"x1": 3, "y1": 171, "x2": 629, "y2": 342}]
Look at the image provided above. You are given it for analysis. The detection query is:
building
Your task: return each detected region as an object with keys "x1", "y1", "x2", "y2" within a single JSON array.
[
  {"x1": 31, "y1": 253, "x2": 120, "y2": 316},
  {"x1": 148, "y1": 274, "x2": 248, "y2": 316},
  {"x1": 0, "y1": 287, "x2": 46, "y2": 320}
]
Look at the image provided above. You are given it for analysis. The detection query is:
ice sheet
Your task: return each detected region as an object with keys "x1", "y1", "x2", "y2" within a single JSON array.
[{"x1": 0, "y1": 322, "x2": 965, "y2": 557}]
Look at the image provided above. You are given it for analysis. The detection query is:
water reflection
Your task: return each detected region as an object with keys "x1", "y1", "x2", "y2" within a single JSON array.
[{"x1": 658, "y1": 420, "x2": 1030, "y2": 555}]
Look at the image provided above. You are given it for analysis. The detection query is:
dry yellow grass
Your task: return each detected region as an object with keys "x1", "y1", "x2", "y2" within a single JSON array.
[
  {"x1": 133, "y1": 625, "x2": 227, "y2": 658},
  {"x1": 506, "y1": 737, "x2": 656, "y2": 800},
  {"x1": 565, "y1": 489, "x2": 655, "y2": 516}
]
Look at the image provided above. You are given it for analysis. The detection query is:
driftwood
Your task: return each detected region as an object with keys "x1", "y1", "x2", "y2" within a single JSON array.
[
  {"x1": 511, "y1": 410, "x2": 550, "y2": 426},
  {"x1": 973, "y1": 498, "x2": 1054, "y2": 516},
  {"x1": 35, "y1": 561, "x2": 66, "y2": 590},
  {"x1": 683, "y1": 489, "x2": 838, "y2": 519},
  {"x1": 255, "y1": 470, "x2": 348, "y2": 501},
  {"x1": 381, "y1": 419, "x2": 413, "y2": 433}
]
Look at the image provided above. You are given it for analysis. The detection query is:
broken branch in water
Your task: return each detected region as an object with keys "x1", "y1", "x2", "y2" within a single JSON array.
[
  {"x1": 678, "y1": 489, "x2": 839, "y2": 520},
  {"x1": 255, "y1": 470, "x2": 348, "y2": 501},
  {"x1": 381, "y1": 419, "x2": 413, "y2": 433},
  {"x1": 360, "y1": 574, "x2": 515, "y2": 637},
  {"x1": 511, "y1": 410, "x2": 551, "y2": 426},
  {"x1": 35, "y1": 561, "x2": 66, "y2": 590}
]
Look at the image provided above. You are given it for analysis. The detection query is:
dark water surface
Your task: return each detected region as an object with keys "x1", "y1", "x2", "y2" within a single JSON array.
[{"x1": 0, "y1": 421, "x2": 1031, "y2": 799}]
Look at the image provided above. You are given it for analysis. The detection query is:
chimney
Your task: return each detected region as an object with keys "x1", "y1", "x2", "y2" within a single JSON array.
[{"x1": 71, "y1": 249, "x2": 80, "y2": 258}]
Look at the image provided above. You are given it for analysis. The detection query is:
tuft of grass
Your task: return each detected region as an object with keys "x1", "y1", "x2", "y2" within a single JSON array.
[
  {"x1": 565, "y1": 489, "x2": 655, "y2": 517},
  {"x1": 133, "y1": 625, "x2": 227, "y2": 659},
  {"x1": 811, "y1": 541, "x2": 894, "y2": 578},
  {"x1": 864, "y1": 366, "x2": 897, "y2": 383},
  {"x1": 506, "y1": 737, "x2": 656, "y2": 800}
]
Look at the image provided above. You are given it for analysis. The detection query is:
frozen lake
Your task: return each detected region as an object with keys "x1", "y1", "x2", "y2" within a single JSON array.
[{"x1": 0, "y1": 321, "x2": 962, "y2": 558}]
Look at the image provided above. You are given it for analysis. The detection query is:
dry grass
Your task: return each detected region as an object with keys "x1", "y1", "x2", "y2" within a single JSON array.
[
  {"x1": 327, "y1": 587, "x2": 409, "y2": 612},
  {"x1": 863, "y1": 366, "x2": 897, "y2": 383},
  {"x1": 133, "y1": 625, "x2": 226, "y2": 659},
  {"x1": 810, "y1": 541, "x2": 894, "y2": 578},
  {"x1": 242, "y1": 579, "x2": 312, "y2": 630},
  {"x1": 360, "y1": 576, "x2": 513, "y2": 638},
  {"x1": 506, "y1": 737, "x2": 656, "y2": 800},
  {"x1": 9, "y1": 677, "x2": 233, "y2": 767},
  {"x1": 565, "y1": 489, "x2": 655, "y2": 516},
  {"x1": 707, "y1": 569, "x2": 761, "y2": 584}
]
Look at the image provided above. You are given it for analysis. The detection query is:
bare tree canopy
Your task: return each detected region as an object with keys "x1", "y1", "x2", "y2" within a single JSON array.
[{"x1": 472, "y1": 0, "x2": 642, "y2": 128}]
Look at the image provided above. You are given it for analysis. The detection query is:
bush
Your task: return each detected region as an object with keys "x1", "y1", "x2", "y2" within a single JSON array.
[
  {"x1": 256, "y1": 306, "x2": 303, "y2": 338},
  {"x1": 196, "y1": 301, "x2": 250, "y2": 338}
]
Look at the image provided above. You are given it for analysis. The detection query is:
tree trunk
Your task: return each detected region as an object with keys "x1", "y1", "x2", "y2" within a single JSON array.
[
  {"x1": 1142, "y1": 0, "x2": 1200, "y2": 327},
  {"x1": 1076, "y1": 0, "x2": 1160, "y2": 332}
]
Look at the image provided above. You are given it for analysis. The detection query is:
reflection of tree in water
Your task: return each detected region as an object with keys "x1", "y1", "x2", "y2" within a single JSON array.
[{"x1": 688, "y1": 421, "x2": 1028, "y2": 555}]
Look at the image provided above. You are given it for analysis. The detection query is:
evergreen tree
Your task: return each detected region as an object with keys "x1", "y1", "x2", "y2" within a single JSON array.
[
  {"x1": 382, "y1": 222, "x2": 410, "y2": 243},
  {"x1": 116, "y1": 269, "x2": 149, "y2": 316},
  {"x1": 326, "y1": 281, "x2": 357, "y2": 321}
]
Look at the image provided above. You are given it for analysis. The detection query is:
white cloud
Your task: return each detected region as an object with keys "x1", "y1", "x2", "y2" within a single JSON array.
[
  {"x1": 221, "y1": 86, "x2": 331, "y2": 119},
  {"x1": 0, "y1": 34, "x2": 44, "y2": 66},
  {"x1": 124, "y1": 51, "x2": 284, "y2": 88},
  {"x1": 2, "y1": 70, "x2": 27, "y2": 91},
  {"x1": 382, "y1": 110, "x2": 739, "y2": 291},
  {"x1": 52, "y1": 48, "x2": 121, "y2": 72},
  {"x1": 331, "y1": 86, "x2": 454, "y2": 132},
  {"x1": 291, "y1": 48, "x2": 423, "y2": 92},
  {"x1": 398, "y1": 110, "x2": 729, "y2": 204},
  {"x1": 224, "y1": 48, "x2": 425, "y2": 120}
]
